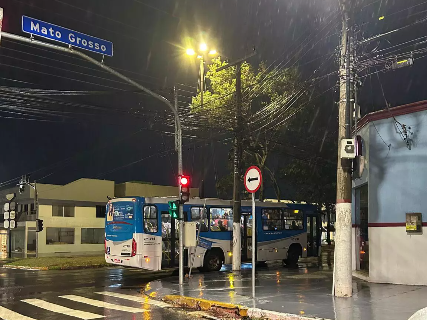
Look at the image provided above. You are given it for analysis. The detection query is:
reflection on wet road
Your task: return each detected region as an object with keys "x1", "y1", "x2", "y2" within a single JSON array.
[{"x1": 0, "y1": 267, "x2": 197, "y2": 320}]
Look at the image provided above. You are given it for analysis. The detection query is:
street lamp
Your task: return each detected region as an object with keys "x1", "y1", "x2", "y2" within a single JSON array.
[
  {"x1": 186, "y1": 43, "x2": 217, "y2": 198},
  {"x1": 186, "y1": 43, "x2": 218, "y2": 109}
]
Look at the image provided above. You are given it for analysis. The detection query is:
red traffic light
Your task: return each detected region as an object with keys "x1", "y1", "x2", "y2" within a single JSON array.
[{"x1": 179, "y1": 175, "x2": 190, "y2": 187}]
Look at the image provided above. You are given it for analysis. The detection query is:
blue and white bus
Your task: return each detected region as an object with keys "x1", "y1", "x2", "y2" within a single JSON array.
[{"x1": 105, "y1": 197, "x2": 320, "y2": 271}]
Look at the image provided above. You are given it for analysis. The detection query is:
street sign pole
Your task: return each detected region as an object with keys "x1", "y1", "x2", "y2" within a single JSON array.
[
  {"x1": 251, "y1": 191, "x2": 256, "y2": 298},
  {"x1": 244, "y1": 166, "x2": 262, "y2": 299}
]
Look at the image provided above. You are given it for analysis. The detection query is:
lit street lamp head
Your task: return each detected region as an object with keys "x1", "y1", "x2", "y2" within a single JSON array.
[
  {"x1": 186, "y1": 48, "x2": 195, "y2": 56},
  {"x1": 209, "y1": 49, "x2": 217, "y2": 55},
  {"x1": 199, "y1": 43, "x2": 208, "y2": 52}
]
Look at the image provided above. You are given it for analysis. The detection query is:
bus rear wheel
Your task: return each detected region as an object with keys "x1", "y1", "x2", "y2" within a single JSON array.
[{"x1": 203, "y1": 250, "x2": 223, "y2": 272}]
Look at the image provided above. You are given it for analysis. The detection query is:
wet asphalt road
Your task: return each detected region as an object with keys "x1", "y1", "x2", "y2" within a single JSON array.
[{"x1": 0, "y1": 267, "x2": 197, "y2": 320}]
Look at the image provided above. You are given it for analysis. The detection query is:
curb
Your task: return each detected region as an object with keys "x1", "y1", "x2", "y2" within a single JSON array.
[
  {"x1": 3, "y1": 265, "x2": 48, "y2": 271},
  {"x1": 162, "y1": 295, "x2": 330, "y2": 320},
  {"x1": 163, "y1": 295, "x2": 249, "y2": 317},
  {"x1": 248, "y1": 308, "x2": 330, "y2": 320},
  {"x1": 352, "y1": 271, "x2": 370, "y2": 282}
]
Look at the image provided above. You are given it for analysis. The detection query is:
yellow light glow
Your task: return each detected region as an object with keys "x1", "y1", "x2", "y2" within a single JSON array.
[
  {"x1": 228, "y1": 251, "x2": 232, "y2": 257},
  {"x1": 379, "y1": 16, "x2": 384, "y2": 20},
  {"x1": 303, "y1": 247, "x2": 307, "y2": 251},
  {"x1": 145, "y1": 258, "x2": 150, "y2": 263},
  {"x1": 294, "y1": 210, "x2": 299, "y2": 213},
  {"x1": 200, "y1": 43, "x2": 208, "y2": 51},
  {"x1": 186, "y1": 48, "x2": 195, "y2": 56},
  {"x1": 209, "y1": 49, "x2": 217, "y2": 55}
]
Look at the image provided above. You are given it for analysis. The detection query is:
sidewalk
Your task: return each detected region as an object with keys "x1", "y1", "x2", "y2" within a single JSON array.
[{"x1": 143, "y1": 257, "x2": 427, "y2": 320}]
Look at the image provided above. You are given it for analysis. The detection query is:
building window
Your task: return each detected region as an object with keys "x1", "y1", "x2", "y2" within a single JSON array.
[
  {"x1": 52, "y1": 205, "x2": 75, "y2": 217},
  {"x1": 210, "y1": 207, "x2": 232, "y2": 232},
  {"x1": 30, "y1": 203, "x2": 36, "y2": 215},
  {"x1": 284, "y1": 209, "x2": 304, "y2": 230},
  {"x1": 144, "y1": 206, "x2": 158, "y2": 233},
  {"x1": 191, "y1": 207, "x2": 208, "y2": 232},
  {"x1": 46, "y1": 228, "x2": 74, "y2": 244},
  {"x1": 261, "y1": 209, "x2": 283, "y2": 231},
  {"x1": 23, "y1": 204, "x2": 28, "y2": 214},
  {"x1": 81, "y1": 228, "x2": 104, "y2": 244},
  {"x1": 96, "y1": 205, "x2": 106, "y2": 218}
]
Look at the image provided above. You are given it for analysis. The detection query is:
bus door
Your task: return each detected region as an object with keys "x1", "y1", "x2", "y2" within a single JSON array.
[
  {"x1": 306, "y1": 213, "x2": 321, "y2": 257},
  {"x1": 161, "y1": 212, "x2": 177, "y2": 267},
  {"x1": 241, "y1": 213, "x2": 252, "y2": 261}
]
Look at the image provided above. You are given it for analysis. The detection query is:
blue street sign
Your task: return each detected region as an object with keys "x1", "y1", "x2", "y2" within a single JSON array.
[{"x1": 22, "y1": 16, "x2": 113, "y2": 57}]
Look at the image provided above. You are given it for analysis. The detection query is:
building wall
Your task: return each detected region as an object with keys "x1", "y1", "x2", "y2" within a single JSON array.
[
  {"x1": 115, "y1": 182, "x2": 199, "y2": 198},
  {"x1": 37, "y1": 204, "x2": 104, "y2": 257},
  {"x1": 352, "y1": 124, "x2": 370, "y2": 271},
  {"x1": 35, "y1": 178, "x2": 115, "y2": 203},
  {"x1": 360, "y1": 110, "x2": 427, "y2": 284}
]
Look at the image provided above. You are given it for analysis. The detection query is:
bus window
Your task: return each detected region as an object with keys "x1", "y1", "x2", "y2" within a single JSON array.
[
  {"x1": 284, "y1": 209, "x2": 303, "y2": 230},
  {"x1": 144, "y1": 206, "x2": 158, "y2": 233},
  {"x1": 261, "y1": 209, "x2": 283, "y2": 231},
  {"x1": 191, "y1": 207, "x2": 208, "y2": 232},
  {"x1": 210, "y1": 207, "x2": 232, "y2": 232}
]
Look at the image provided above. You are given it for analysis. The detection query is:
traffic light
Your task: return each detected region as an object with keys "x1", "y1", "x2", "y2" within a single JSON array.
[
  {"x1": 179, "y1": 175, "x2": 190, "y2": 204},
  {"x1": 168, "y1": 200, "x2": 179, "y2": 219},
  {"x1": 18, "y1": 177, "x2": 26, "y2": 194},
  {"x1": 36, "y1": 219, "x2": 43, "y2": 232}
]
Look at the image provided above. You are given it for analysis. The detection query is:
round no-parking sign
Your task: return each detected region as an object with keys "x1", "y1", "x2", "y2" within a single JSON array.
[{"x1": 244, "y1": 166, "x2": 262, "y2": 193}]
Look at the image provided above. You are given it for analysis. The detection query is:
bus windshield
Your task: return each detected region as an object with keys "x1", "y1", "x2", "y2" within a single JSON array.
[{"x1": 105, "y1": 202, "x2": 135, "y2": 240}]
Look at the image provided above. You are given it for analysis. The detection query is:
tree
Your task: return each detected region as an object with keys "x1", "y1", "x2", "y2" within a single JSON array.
[{"x1": 190, "y1": 57, "x2": 302, "y2": 199}]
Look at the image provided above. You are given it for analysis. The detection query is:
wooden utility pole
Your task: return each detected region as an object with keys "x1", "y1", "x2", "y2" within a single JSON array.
[
  {"x1": 333, "y1": 0, "x2": 353, "y2": 298},
  {"x1": 216, "y1": 49, "x2": 255, "y2": 271}
]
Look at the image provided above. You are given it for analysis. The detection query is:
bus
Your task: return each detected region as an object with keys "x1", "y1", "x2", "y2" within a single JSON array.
[{"x1": 104, "y1": 197, "x2": 321, "y2": 271}]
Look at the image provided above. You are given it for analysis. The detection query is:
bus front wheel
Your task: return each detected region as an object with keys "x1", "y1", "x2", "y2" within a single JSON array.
[{"x1": 203, "y1": 250, "x2": 223, "y2": 272}]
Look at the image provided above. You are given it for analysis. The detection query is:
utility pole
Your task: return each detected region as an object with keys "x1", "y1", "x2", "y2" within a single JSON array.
[
  {"x1": 199, "y1": 57, "x2": 205, "y2": 198},
  {"x1": 333, "y1": 0, "x2": 353, "y2": 298},
  {"x1": 232, "y1": 63, "x2": 242, "y2": 271},
  {"x1": 217, "y1": 49, "x2": 255, "y2": 271}
]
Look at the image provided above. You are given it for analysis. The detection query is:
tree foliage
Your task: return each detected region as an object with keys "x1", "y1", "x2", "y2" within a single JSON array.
[{"x1": 190, "y1": 57, "x2": 303, "y2": 199}]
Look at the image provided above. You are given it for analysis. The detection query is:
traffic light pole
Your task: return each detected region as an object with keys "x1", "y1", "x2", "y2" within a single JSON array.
[{"x1": 0, "y1": 29, "x2": 184, "y2": 277}]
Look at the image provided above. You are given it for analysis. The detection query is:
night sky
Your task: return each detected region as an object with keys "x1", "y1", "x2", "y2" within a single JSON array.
[{"x1": 0, "y1": 0, "x2": 427, "y2": 197}]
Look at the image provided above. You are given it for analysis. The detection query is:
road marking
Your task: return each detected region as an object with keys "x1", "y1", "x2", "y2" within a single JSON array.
[
  {"x1": 59, "y1": 295, "x2": 146, "y2": 313},
  {"x1": 95, "y1": 291, "x2": 170, "y2": 308},
  {"x1": 22, "y1": 299, "x2": 104, "y2": 320},
  {"x1": 0, "y1": 306, "x2": 36, "y2": 320}
]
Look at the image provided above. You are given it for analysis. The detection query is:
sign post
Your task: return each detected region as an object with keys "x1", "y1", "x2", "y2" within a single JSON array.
[{"x1": 244, "y1": 166, "x2": 262, "y2": 299}]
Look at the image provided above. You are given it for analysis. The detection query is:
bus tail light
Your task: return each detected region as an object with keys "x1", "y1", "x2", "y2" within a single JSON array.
[
  {"x1": 104, "y1": 238, "x2": 107, "y2": 254},
  {"x1": 131, "y1": 238, "x2": 137, "y2": 257}
]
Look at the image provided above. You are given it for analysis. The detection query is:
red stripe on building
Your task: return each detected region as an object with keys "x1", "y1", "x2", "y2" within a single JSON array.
[{"x1": 356, "y1": 100, "x2": 427, "y2": 131}]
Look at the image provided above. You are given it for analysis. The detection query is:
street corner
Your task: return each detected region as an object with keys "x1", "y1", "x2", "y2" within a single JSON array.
[{"x1": 163, "y1": 294, "x2": 249, "y2": 317}]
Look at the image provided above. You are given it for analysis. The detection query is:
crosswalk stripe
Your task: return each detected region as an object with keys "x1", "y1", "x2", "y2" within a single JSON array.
[
  {"x1": 22, "y1": 299, "x2": 104, "y2": 320},
  {"x1": 0, "y1": 305, "x2": 37, "y2": 320},
  {"x1": 95, "y1": 291, "x2": 170, "y2": 308},
  {"x1": 59, "y1": 295, "x2": 147, "y2": 313}
]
